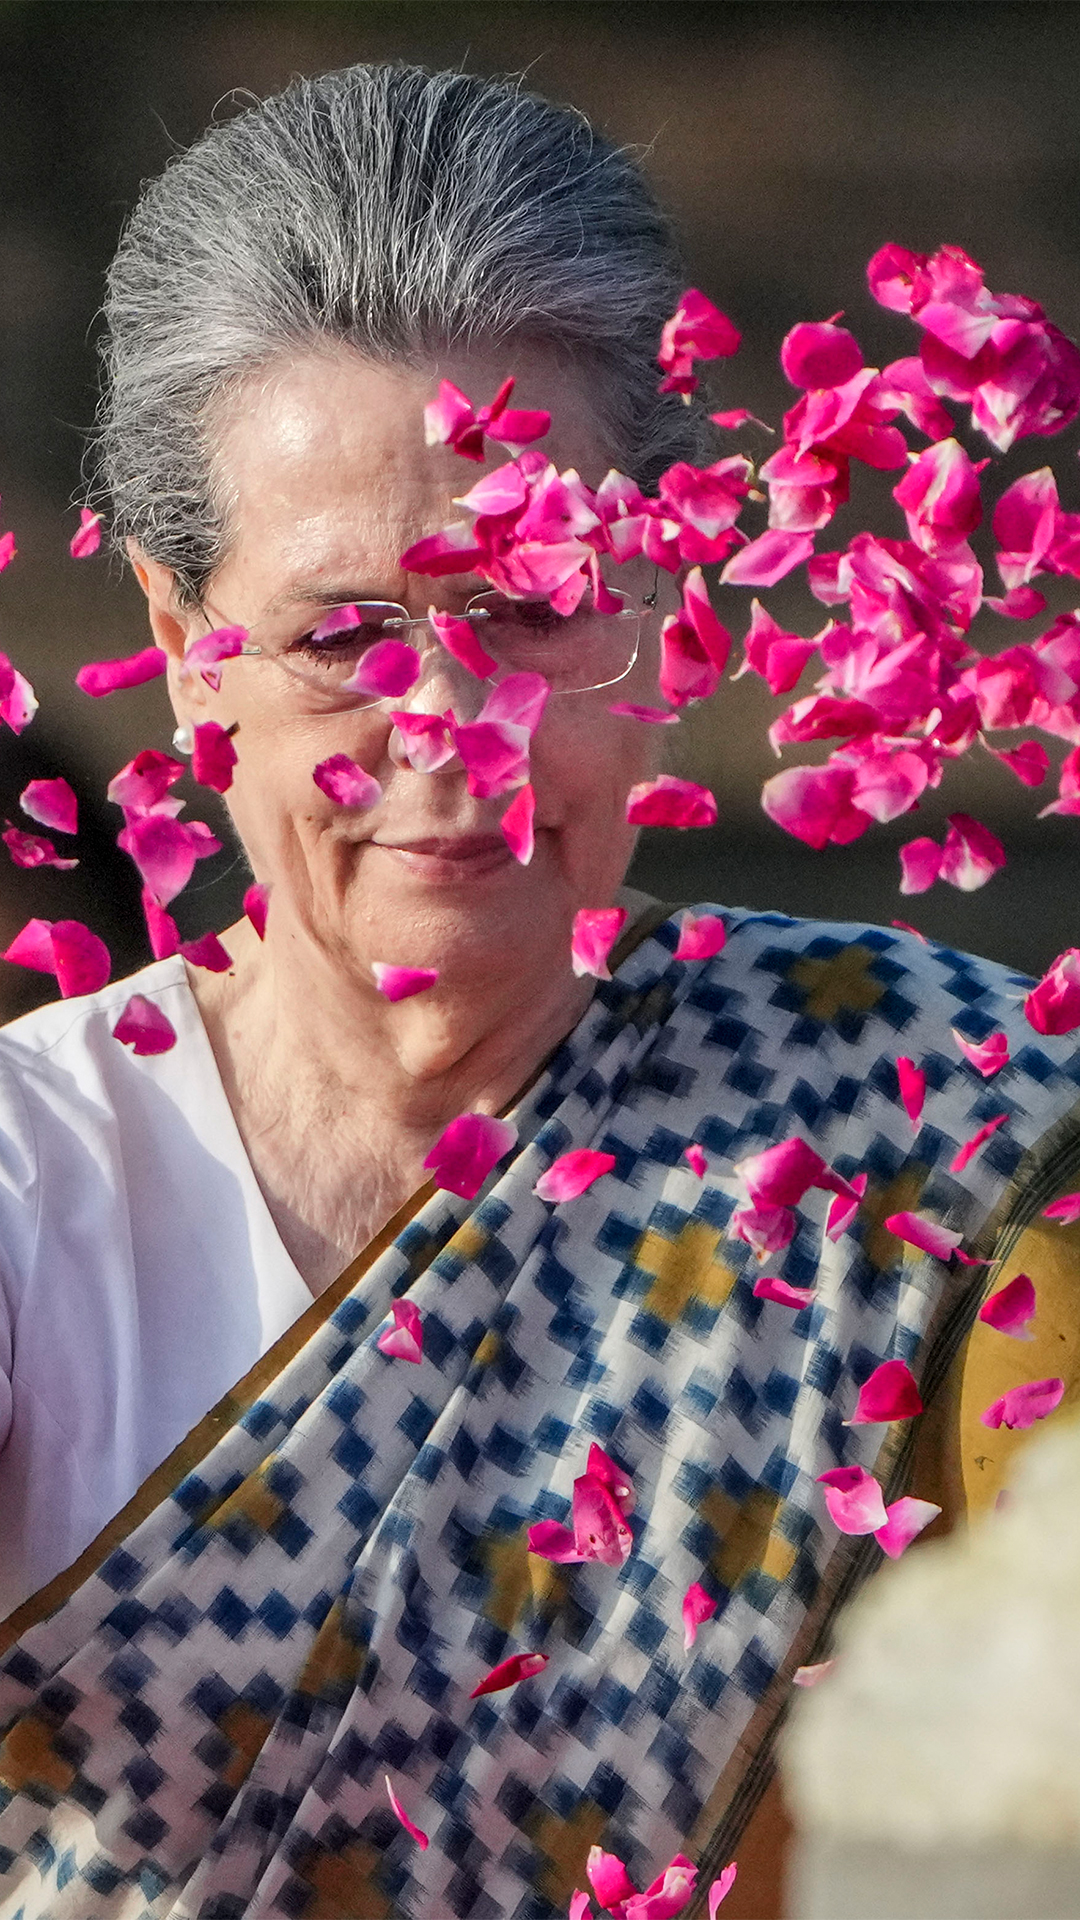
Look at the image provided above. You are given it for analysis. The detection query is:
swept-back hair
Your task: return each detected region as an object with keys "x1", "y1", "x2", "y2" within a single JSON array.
[{"x1": 96, "y1": 62, "x2": 703, "y2": 602}]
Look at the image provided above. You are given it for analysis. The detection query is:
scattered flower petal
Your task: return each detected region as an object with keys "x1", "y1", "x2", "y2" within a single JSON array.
[
  {"x1": 708, "y1": 1865, "x2": 739, "y2": 1915},
  {"x1": 571, "y1": 906, "x2": 627, "y2": 979},
  {"x1": 952, "y1": 1028, "x2": 1010, "y2": 1076},
  {"x1": 179, "y1": 931, "x2": 232, "y2": 973},
  {"x1": 180, "y1": 626, "x2": 245, "y2": 690},
  {"x1": 753, "y1": 1274, "x2": 816, "y2": 1309},
  {"x1": 626, "y1": 775, "x2": 717, "y2": 829},
  {"x1": 569, "y1": 1893, "x2": 593, "y2": 1920},
  {"x1": 423, "y1": 1111, "x2": 517, "y2": 1199},
  {"x1": 981, "y1": 1376, "x2": 1065, "y2": 1430},
  {"x1": 243, "y1": 882, "x2": 270, "y2": 940},
  {"x1": 20, "y1": 777, "x2": 77, "y2": 835},
  {"x1": 885, "y1": 1212, "x2": 965, "y2": 1261},
  {"x1": 658, "y1": 288, "x2": 741, "y2": 395},
  {"x1": 342, "y1": 638, "x2": 421, "y2": 699},
  {"x1": 735, "y1": 1136, "x2": 854, "y2": 1207},
  {"x1": 1, "y1": 918, "x2": 58, "y2": 973},
  {"x1": 372, "y1": 963, "x2": 440, "y2": 1001},
  {"x1": 674, "y1": 912, "x2": 726, "y2": 961},
  {"x1": 107, "y1": 750, "x2": 185, "y2": 811},
  {"x1": 849, "y1": 1358, "x2": 924, "y2": 1424},
  {"x1": 142, "y1": 888, "x2": 179, "y2": 960},
  {"x1": 69, "y1": 508, "x2": 102, "y2": 559},
  {"x1": 526, "y1": 1518, "x2": 583, "y2": 1564},
  {"x1": 118, "y1": 814, "x2": 206, "y2": 905},
  {"x1": 826, "y1": 1171, "x2": 868, "y2": 1241},
  {"x1": 949, "y1": 1111, "x2": 1009, "y2": 1173},
  {"x1": 501, "y1": 783, "x2": 536, "y2": 864},
  {"x1": 76, "y1": 646, "x2": 167, "y2": 697},
  {"x1": 817, "y1": 1465, "x2": 889, "y2": 1534},
  {"x1": 49, "y1": 920, "x2": 111, "y2": 997},
  {"x1": 376, "y1": 1299, "x2": 423, "y2": 1363},
  {"x1": 729, "y1": 1202, "x2": 796, "y2": 1259},
  {"x1": 2, "y1": 828, "x2": 77, "y2": 871},
  {"x1": 875, "y1": 1495, "x2": 942, "y2": 1558},
  {"x1": 313, "y1": 755, "x2": 382, "y2": 809},
  {"x1": 1026, "y1": 948, "x2": 1080, "y2": 1034},
  {"x1": 428, "y1": 605, "x2": 496, "y2": 677},
  {"x1": 385, "y1": 1776, "x2": 429, "y2": 1849},
  {"x1": 191, "y1": 721, "x2": 237, "y2": 793},
  {"x1": 720, "y1": 527, "x2": 815, "y2": 587},
  {"x1": 896, "y1": 1056, "x2": 926, "y2": 1129},
  {"x1": 587, "y1": 1848, "x2": 638, "y2": 1911},
  {"x1": 684, "y1": 1143, "x2": 708, "y2": 1179},
  {"x1": 793, "y1": 1661, "x2": 836, "y2": 1688},
  {"x1": 113, "y1": 994, "x2": 177, "y2": 1056},
  {"x1": 387, "y1": 709, "x2": 457, "y2": 772},
  {"x1": 978, "y1": 1273, "x2": 1036, "y2": 1338},
  {"x1": 535, "y1": 1148, "x2": 617, "y2": 1202},
  {"x1": 1043, "y1": 1191, "x2": 1080, "y2": 1223},
  {"x1": 608, "y1": 702, "x2": 679, "y2": 724},
  {"x1": 469, "y1": 1651, "x2": 549, "y2": 1698}
]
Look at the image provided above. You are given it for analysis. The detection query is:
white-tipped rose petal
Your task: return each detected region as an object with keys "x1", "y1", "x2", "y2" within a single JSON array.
[
  {"x1": 875, "y1": 1495, "x2": 942, "y2": 1559},
  {"x1": 372, "y1": 963, "x2": 440, "y2": 1002},
  {"x1": 978, "y1": 1272, "x2": 1036, "y2": 1338},
  {"x1": 952, "y1": 1027, "x2": 1010, "y2": 1076},
  {"x1": 793, "y1": 1660, "x2": 836, "y2": 1689},
  {"x1": 501, "y1": 783, "x2": 536, "y2": 864},
  {"x1": 816, "y1": 1465, "x2": 889, "y2": 1535},
  {"x1": 753, "y1": 1274, "x2": 816, "y2": 1310},
  {"x1": 376, "y1": 1299, "x2": 423, "y2": 1364},
  {"x1": 534, "y1": 1148, "x2": 616, "y2": 1203},
  {"x1": 385, "y1": 1775, "x2": 429, "y2": 1849},
  {"x1": 20, "y1": 777, "x2": 77, "y2": 836},
  {"x1": 571, "y1": 906, "x2": 627, "y2": 979},
  {"x1": 423, "y1": 1112, "x2": 517, "y2": 1199},
  {"x1": 674, "y1": 912, "x2": 726, "y2": 961}
]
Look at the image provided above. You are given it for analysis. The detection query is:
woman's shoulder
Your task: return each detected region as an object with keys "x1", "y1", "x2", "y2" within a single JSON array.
[{"x1": 0, "y1": 955, "x2": 194, "y2": 1083}]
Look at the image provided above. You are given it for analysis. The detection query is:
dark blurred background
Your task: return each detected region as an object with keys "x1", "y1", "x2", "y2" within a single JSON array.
[{"x1": 3, "y1": 0, "x2": 1080, "y2": 1016}]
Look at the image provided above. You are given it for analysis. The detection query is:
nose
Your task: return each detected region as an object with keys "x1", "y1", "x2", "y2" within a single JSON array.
[{"x1": 385, "y1": 629, "x2": 489, "y2": 770}]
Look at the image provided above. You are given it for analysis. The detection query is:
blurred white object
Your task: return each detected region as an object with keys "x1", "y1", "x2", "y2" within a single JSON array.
[{"x1": 784, "y1": 1412, "x2": 1080, "y2": 1918}]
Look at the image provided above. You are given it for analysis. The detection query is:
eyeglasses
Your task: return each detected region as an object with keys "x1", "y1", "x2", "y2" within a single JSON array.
[{"x1": 193, "y1": 582, "x2": 655, "y2": 715}]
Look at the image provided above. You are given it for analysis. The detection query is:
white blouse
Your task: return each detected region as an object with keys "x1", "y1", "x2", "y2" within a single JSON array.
[{"x1": 0, "y1": 957, "x2": 311, "y2": 1617}]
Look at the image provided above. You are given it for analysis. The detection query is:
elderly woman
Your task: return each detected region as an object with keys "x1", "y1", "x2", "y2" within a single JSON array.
[{"x1": 0, "y1": 59, "x2": 1078, "y2": 1920}]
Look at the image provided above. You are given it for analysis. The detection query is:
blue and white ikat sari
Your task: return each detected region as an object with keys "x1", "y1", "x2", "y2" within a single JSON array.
[{"x1": 1, "y1": 905, "x2": 1078, "y2": 1918}]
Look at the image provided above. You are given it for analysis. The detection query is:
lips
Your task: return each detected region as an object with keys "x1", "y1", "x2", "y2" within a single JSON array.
[
  {"x1": 372, "y1": 833, "x2": 508, "y2": 859},
  {"x1": 369, "y1": 831, "x2": 517, "y2": 880}
]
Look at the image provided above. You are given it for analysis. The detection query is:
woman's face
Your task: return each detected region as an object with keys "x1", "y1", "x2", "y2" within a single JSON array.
[{"x1": 153, "y1": 344, "x2": 670, "y2": 995}]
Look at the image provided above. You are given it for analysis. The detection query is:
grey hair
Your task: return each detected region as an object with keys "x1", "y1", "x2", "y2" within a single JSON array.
[{"x1": 96, "y1": 61, "x2": 706, "y2": 604}]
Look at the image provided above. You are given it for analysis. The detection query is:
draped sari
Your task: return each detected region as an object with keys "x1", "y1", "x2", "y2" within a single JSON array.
[{"x1": 1, "y1": 906, "x2": 1078, "y2": 1919}]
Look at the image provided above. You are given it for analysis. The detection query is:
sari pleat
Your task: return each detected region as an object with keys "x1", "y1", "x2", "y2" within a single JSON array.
[{"x1": 1, "y1": 909, "x2": 1078, "y2": 1918}]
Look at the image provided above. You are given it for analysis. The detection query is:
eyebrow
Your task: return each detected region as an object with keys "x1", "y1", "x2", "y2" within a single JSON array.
[{"x1": 262, "y1": 576, "x2": 487, "y2": 616}]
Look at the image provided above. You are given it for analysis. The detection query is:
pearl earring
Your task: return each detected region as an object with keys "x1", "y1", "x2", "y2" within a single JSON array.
[{"x1": 171, "y1": 722, "x2": 194, "y2": 756}]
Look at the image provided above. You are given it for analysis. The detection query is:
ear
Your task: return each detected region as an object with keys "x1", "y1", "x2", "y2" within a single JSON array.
[{"x1": 127, "y1": 539, "x2": 214, "y2": 724}]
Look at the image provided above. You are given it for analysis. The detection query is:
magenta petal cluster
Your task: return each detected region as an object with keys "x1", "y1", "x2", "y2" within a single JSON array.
[
  {"x1": 76, "y1": 645, "x2": 167, "y2": 697},
  {"x1": 376, "y1": 1299, "x2": 423, "y2": 1364},
  {"x1": 113, "y1": 994, "x2": 177, "y2": 1056},
  {"x1": 423, "y1": 1111, "x2": 517, "y2": 1199},
  {"x1": 424, "y1": 375, "x2": 550, "y2": 461},
  {"x1": 735, "y1": 1136, "x2": 855, "y2": 1209},
  {"x1": 571, "y1": 906, "x2": 627, "y2": 980},
  {"x1": 372, "y1": 963, "x2": 439, "y2": 1002},
  {"x1": 817, "y1": 1465, "x2": 889, "y2": 1535},
  {"x1": 981, "y1": 1376, "x2": 1065, "y2": 1430},
  {"x1": 469, "y1": 1651, "x2": 548, "y2": 1698},
  {"x1": 657, "y1": 287, "x2": 741, "y2": 395},
  {"x1": 181, "y1": 626, "x2": 245, "y2": 690},
  {"x1": 848, "y1": 1358, "x2": 924, "y2": 1424},
  {"x1": 20, "y1": 777, "x2": 77, "y2": 835},
  {"x1": 978, "y1": 1273, "x2": 1036, "y2": 1338},
  {"x1": 107, "y1": 750, "x2": 184, "y2": 811},
  {"x1": 534, "y1": 1148, "x2": 617, "y2": 1203},
  {"x1": 312, "y1": 755, "x2": 382, "y2": 809}
]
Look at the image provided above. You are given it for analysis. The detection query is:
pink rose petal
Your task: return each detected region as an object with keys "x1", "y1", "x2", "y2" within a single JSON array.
[
  {"x1": 720, "y1": 528, "x2": 815, "y2": 588},
  {"x1": 191, "y1": 721, "x2": 237, "y2": 794},
  {"x1": 571, "y1": 906, "x2": 627, "y2": 980},
  {"x1": 385, "y1": 1776, "x2": 429, "y2": 1849},
  {"x1": 572, "y1": 1472, "x2": 633, "y2": 1565},
  {"x1": 952, "y1": 1028, "x2": 1010, "y2": 1076},
  {"x1": 142, "y1": 888, "x2": 180, "y2": 960},
  {"x1": 899, "y1": 836, "x2": 944, "y2": 894},
  {"x1": 50, "y1": 920, "x2": 111, "y2": 997},
  {"x1": 452, "y1": 718, "x2": 531, "y2": 799},
  {"x1": 569, "y1": 1895, "x2": 593, "y2": 1920},
  {"x1": 735, "y1": 1136, "x2": 853, "y2": 1208},
  {"x1": 608, "y1": 702, "x2": 679, "y2": 724},
  {"x1": 501, "y1": 782, "x2": 536, "y2": 865},
  {"x1": 728, "y1": 1202, "x2": 797, "y2": 1259},
  {"x1": 372, "y1": 963, "x2": 440, "y2": 1001},
  {"x1": 625, "y1": 775, "x2": 717, "y2": 829},
  {"x1": 753, "y1": 1274, "x2": 816, "y2": 1309},
  {"x1": 682, "y1": 1579, "x2": 718, "y2": 1651},
  {"x1": 885, "y1": 1212, "x2": 965, "y2": 1261},
  {"x1": 20, "y1": 777, "x2": 77, "y2": 835},
  {"x1": 243, "y1": 882, "x2": 270, "y2": 940},
  {"x1": 2, "y1": 828, "x2": 78, "y2": 871},
  {"x1": 1, "y1": 918, "x2": 57, "y2": 973},
  {"x1": 709, "y1": 1865, "x2": 739, "y2": 1916},
  {"x1": 939, "y1": 813, "x2": 1006, "y2": 893},
  {"x1": 180, "y1": 931, "x2": 232, "y2": 973},
  {"x1": 585, "y1": 1444, "x2": 635, "y2": 1516},
  {"x1": 826, "y1": 1171, "x2": 868, "y2": 1241},
  {"x1": 2, "y1": 667, "x2": 40, "y2": 735},
  {"x1": 949, "y1": 1111, "x2": 1009, "y2": 1173},
  {"x1": 587, "y1": 1847, "x2": 638, "y2": 1910},
  {"x1": 526, "y1": 1518, "x2": 584, "y2": 1563},
  {"x1": 978, "y1": 1272, "x2": 1036, "y2": 1338},
  {"x1": 423, "y1": 1111, "x2": 517, "y2": 1198},
  {"x1": 989, "y1": 740, "x2": 1049, "y2": 788},
  {"x1": 0, "y1": 532, "x2": 15, "y2": 572},
  {"x1": 376, "y1": 1299, "x2": 423, "y2": 1363},
  {"x1": 896, "y1": 1056, "x2": 926, "y2": 1129},
  {"x1": 817, "y1": 1465, "x2": 889, "y2": 1535},
  {"x1": 342, "y1": 638, "x2": 421, "y2": 700},
  {"x1": 1043, "y1": 1191, "x2": 1080, "y2": 1224},
  {"x1": 76, "y1": 646, "x2": 167, "y2": 697},
  {"x1": 793, "y1": 1660, "x2": 836, "y2": 1688},
  {"x1": 69, "y1": 508, "x2": 102, "y2": 559},
  {"x1": 118, "y1": 814, "x2": 201, "y2": 905},
  {"x1": 629, "y1": 1854, "x2": 697, "y2": 1917},
  {"x1": 875, "y1": 1496, "x2": 942, "y2": 1558},
  {"x1": 312, "y1": 755, "x2": 382, "y2": 809},
  {"x1": 1026, "y1": 948, "x2": 1080, "y2": 1035},
  {"x1": 180, "y1": 626, "x2": 245, "y2": 691},
  {"x1": 534, "y1": 1148, "x2": 616, "y2": 1203},
  {"x1": 387, "y1": 710, "x2": 457, "y2": 772},
  {"x1": 479, "y1": 672, "x2": 551, "y2": 736},
  {"x1": 782, "y1": 320, "x2": 864, "y2": 390},
  {"x1": 981, "y1": 1376, "x2": 1065, "y2": 1429},
  {"x1": 849, "y1": 1359, "x2": 923, "y2": 1424},
  {"x1": 107, "y1": 750, "x2": 185, "y2": 811},
  {"x1": 684, "y1": 1143, "x2": 708, "y2": 1179},
  {"x1": 674, "y1": 912, "x2": 726, "y2": 961},
  {"x1": 113, "y1": 994, "x2": 177, "y2": 1056},
  {"x1": 469, "y1": 1651, "x2": 549, "y2": 1698},
  {"x1": 428, "y1": 606, "x2": 496, "y2": 678}
]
